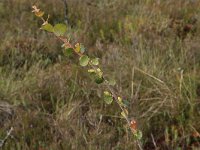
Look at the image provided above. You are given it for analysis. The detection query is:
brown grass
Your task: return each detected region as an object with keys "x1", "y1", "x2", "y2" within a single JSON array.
[{"x1": 0, "y1": 0, "x2": 200, "y2": 149}]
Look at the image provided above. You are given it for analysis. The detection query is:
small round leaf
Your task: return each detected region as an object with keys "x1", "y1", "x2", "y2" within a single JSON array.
[
  {"x1": 63, "y1": 48, "x2": 73, "y2": 57},
  {"x1": 133, "y1": 130, "x2": 143, "y2": 140},
  {"x1": 41, "y1": 23, "x2": 54, "y2": 32},
  {"x1": 91, "y1": 58, "x2": 99, "y2": 66},
  {"x1": 103, "y1": 91, "x2": 113, "y2": 104},
  {"x1": 79, "y1": 55, "x2": 90, "y2": 67},
  {"x1": 95, "y1": 76, "x2": 104, "y2": 84},
  {"x1": 53, "y1": 23, "x2": 67, "y2": 36}
]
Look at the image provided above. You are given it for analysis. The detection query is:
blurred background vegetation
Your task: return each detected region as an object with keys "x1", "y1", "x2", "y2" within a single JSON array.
[{"x1": 0, "y1": 0, "x2": 200, "y2": 149}]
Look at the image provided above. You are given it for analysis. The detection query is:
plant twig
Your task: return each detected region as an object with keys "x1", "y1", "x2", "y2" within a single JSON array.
[{"x1": 32, "y1": 5, "x2": 143, "y2": 149}]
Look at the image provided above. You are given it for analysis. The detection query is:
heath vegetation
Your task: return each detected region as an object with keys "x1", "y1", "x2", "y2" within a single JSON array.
[{"x1": 0, "y1": 0, "x2": 200, "y2": 149}]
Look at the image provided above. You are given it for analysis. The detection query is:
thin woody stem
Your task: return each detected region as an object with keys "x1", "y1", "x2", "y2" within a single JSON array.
[
  {"x1": 58, "y1": 29, "x2": 135, "y2": 134},
  {"x1": 35, "y1": 6, "x2": 138, "y2": 136}
]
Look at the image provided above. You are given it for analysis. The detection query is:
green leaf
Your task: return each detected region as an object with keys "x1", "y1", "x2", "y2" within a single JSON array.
[
  {"x1": 133, "y1": 130, "x2": 143, "y2": 140},
  {"x1": 80, "y1": 44, "x2": 86, "y2": 54},
  {"x1": 53, "y1": 23, "x2": 67, "y2": 36},
  {"x1": 79, "y1": 55, "x2": 90, "y2": 67},
  {"x1": 95, "y1": 76, "x2": 104, "y2": 84},
  {"x1": 41, "y1": 23, "x2": 54, "y2": 32},
  {"x1": 121, "y1": 109, "x2": 128, "y2": 118},
  {"x1": 63, "y1": 48, "x2": 73, "y2": 57},
  {"x1": 91, "y1": 58, "x2": 99, "y2": 66},
  {"x1": 88, "y1": 69, "x2": 96, "y2": 73},
  {"x1": 103, "y1": 91, "x2": 113, "y2": 104},
  {"x1": 121, "y1": 111, "x2": 126, "y2": 118},
  {"x1": 117, "y1": 97, "x2": 129, "y2": 107},
  {"x1": 122, "y1": 99, "x2": 130, "y2": 107},
  {"x1": 95, "y1": 68, "x2": 104, "y2": 84},
  {"x1": 88, "y1": 68, "x2": 104, "y2": 84},
  {"x1": 96, "y1": 68, "x2": 103, "y2": 77}
]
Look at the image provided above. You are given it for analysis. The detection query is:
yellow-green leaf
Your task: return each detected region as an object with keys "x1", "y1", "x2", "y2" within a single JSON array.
[
  {"x1": 53, "y1": 23, "x2": 67, "y2": 36},
  {"x1": 103, "y1": 91, "x2": 113, "y2": 104},
  {"x1": 41, "y1": 23, "x2": 54, "y2": 32},
  {"x1": 88, "y1": 69, "x2": 96, "y2": 73},
  {"x1": 118, "y1": 97, "x2": 122, "y2": 102},
  {"x1": 91, "y1": 58, "x2": 99, "y2": 66},
  {"x1": 79, "y1": 55, "x2": 90, "y2": 67},
  {"x1": 96, "y1": 68, "x2": 103, "y2": 77},
  {"x1": 133, "y1": 130, "x2": 143, "y2": 140},
  {"x1": 121, "y1": 109, "x2": 128, "y2": 118}
]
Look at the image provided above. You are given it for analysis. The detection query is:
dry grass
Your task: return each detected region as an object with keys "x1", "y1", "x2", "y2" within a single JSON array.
[{"x1": 0, "y1": 0, "x2": 200, "y2": 149}]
